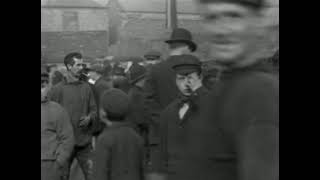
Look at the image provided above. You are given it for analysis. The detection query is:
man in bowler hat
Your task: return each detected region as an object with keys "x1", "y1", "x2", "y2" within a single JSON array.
[
  {"x1": 127, "y1": 63, "x2": 151, "y2": 164},
  {"x1": 191, "y1": 0, "x2": 279, "y2": 179},
  {"x1": 92, "y1": 88, "x2": 145, "y2": 180}
]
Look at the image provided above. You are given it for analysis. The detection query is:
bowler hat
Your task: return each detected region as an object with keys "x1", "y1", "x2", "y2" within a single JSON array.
[
  {"x1": 165, "y1": 28, "x2": 197, "y2": 52},
  {"x1": 172, "y1": 55, "x2": 202, "y2": 75},
  {"x1": 128, "y1": 63, "x2": 147, "y2": 84},
  {"x1": 101, "y1": 88, "x2": 129, "y2": 120}
]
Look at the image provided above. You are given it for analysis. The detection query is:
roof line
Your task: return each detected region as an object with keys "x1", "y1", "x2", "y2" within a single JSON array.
[{"x1": 41, "y1": 5, "x2": 107, "y2": 9}]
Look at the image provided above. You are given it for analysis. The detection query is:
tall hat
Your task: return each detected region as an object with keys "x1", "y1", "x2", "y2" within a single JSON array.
[{"x1": 165, "y1": 28, "x2": 197, "y2": 52}]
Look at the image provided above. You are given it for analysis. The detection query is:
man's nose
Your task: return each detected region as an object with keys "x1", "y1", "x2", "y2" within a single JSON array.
[{"x1": 212, "y1": 19, "x2": 234, "y2": 36}]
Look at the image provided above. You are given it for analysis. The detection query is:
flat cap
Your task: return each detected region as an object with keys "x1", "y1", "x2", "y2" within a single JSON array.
[
  {"x1": 172, "y1": 55, "x2": 202, "y2": 75},
  {"x1": 101, "y1": 88, "x2": 129, "y2": 120}
]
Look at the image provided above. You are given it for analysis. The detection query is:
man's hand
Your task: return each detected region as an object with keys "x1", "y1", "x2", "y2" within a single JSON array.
[{"x1": 79, "y1": 115, "x2": 91, "y2": 127}]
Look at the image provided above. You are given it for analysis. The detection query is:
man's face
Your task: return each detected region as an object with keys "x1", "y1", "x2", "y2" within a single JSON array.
[
  {"x1": 197, "y1": 2, "x2": 263, "y2": 64},
  {"x1": 68, "y1": 57, "x2": 84, "y2": 77},
  {"x1": 176, "y1": 72, "x2": 202, "y2": 96},
  {"x1": 168, "y1": 43, "x2": 191, "y2": 56}
]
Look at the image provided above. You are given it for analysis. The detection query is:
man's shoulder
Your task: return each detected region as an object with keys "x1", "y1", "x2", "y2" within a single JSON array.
[
  {"x1": 223, "y1": 71, "x2": 279, "y2": 106},
  {"x1": 152, "y1": 59, "x2": 173, "y2": 71},
  {"x1": 120, "y1": 127, "x2": 144, "y2": 145},
  {"x1": 237, "y1": 71, "x2": 278, "y2": 92},
  {"x1": 99, "y1": 126, "x2": 143, "y2": 144},
  {"x1": 97, "y1": 129, "x2": 116, "y2": 146},
  {"x1": 95, "y1": 78, "x2": 112, "y2": 87},
  {"x1": 51, "y1": 81, "x2": 65, "y2": 90},
  {"x1": 162, "y1": 99, "x2": 180, "y2": 114},
  {"x1": 46, "y1": 101, "x2": 66, "y2": 113}
]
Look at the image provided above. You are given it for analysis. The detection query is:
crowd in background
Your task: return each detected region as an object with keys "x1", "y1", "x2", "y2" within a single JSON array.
[{"x1": 41, "y1": 0, "x2": 279, "y2": 180}]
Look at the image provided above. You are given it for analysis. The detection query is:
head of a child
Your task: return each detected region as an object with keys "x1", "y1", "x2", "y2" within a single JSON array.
[{"x1": 99, "y1": 88, "x2": 130, "y2": 125}]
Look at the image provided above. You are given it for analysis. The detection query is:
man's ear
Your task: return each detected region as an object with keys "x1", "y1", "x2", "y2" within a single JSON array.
[{"x1": 66, "y1": 64, "x2": 72, "y2": 71}]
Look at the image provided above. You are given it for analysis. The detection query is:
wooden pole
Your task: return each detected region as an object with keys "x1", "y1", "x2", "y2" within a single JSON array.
[{"x1": 166, "y1": 0, "x2": 178, "y2": 29}]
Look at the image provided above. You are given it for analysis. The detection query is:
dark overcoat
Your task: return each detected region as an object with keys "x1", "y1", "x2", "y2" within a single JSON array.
[
  {"x1": 144, "y1": 56, "x2": 180, "y2": 144},
  {"x1": 156, "y1": 62, "x2": 279, "y2": 180},
  {"x1": 92, "y1": 122, "x2": 145, "y2": 180}
]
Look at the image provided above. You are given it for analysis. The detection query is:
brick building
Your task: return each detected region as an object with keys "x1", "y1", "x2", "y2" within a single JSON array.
[
  {"x1": 41, "y1": 0, "x2": 279, "y2": 63},
  {"x1": 98, "y1": 0, "x2": 279, "y2": 60},
  {"x1": 41, "y1": 0, "x2": 109, "y2": 63}
]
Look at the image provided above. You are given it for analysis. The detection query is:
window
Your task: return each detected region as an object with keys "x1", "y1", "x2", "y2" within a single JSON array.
[{"x1": 62, "y1": 11, "x2": 79, "y2": 31}]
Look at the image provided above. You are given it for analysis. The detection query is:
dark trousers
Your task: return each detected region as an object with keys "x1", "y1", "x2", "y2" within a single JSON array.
[
  {"x1": 61, "y1": 144, "x2": 93, "y2": 180},
  {"x1": 41, "y1": 160, "x2": 61, "y2": 180}
]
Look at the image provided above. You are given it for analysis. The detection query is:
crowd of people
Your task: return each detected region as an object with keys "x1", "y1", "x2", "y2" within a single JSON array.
[{"x1": 41, "y1": 0, "x2": 279, "y2": 180}]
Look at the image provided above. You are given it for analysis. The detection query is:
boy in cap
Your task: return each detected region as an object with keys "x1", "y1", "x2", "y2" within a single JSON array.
[
  {"x1": 192, "y1": 0, "x2": 279, "y2": 180},
  {"x1": 92, "y1": 88, "x2": 145, "y2": 180},
  {"x1": 143, "y1": 29, "x2": 198, "y2": 172},
  {"x1": 150, "y1": 55, "x2": 211, "y2": 180},
  {"x1": 41, "y1": 66, "x2": 74, "y2": 180}
]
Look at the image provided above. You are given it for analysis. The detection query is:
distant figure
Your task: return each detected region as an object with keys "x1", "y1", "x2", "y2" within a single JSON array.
[
  {"x1": 92, "y1": 89, "x2": 145, "y2": 180},
  {"x1": 112, "y1": 65, "x2": 131, "y2": 93},
  {"x1": 87, "y1": 63, "x2": 113, "y2": 136},
  {"x1": 144, "y1": 50, "x2": 162, "y2": 68}
]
